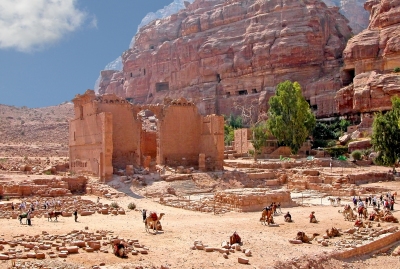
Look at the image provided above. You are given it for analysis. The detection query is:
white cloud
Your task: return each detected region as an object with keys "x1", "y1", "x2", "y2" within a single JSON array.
[{"x1": 0, "y1": 0, "x2": 87, "y2": 52}]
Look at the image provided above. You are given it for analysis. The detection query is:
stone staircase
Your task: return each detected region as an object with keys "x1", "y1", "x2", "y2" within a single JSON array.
[{"x1": 224, "y1": 145, "x2": 248, "y2": 159}]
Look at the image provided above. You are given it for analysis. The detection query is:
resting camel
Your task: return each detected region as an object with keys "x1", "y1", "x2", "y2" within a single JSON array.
[
  {"x1": 295, "y1": 231, "x2": 319, "y2": 243},
  {"x1": 230, "y1": 231, "x2": 241, "y2": 245},
  {"x1": 260, "y1": 208, "x2": 274, "y2": 225},
  {"x1": 326, "y1": 227, "x2": 341, "y2": 238},
  {"x1": 383, "y1": 215, "x2": 399, "y2": 223},
  {"x1": 339, "y1": 205, "x2": 356, "y2": 221},
  {"x1": 145, "y1": 212, "x2": 165, "y2": 233},
  {"x1": 113, "y1": 242, "x2": 127, "y2": 258}
]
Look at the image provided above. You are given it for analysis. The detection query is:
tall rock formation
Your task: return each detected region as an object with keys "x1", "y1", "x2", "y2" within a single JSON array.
[
  {"x1": 98, "y1": 0, "x2": 352, "y2": 121},
  {"x1": 336, "y1": 0, "x2": 400, "y2": 120},
  {"x1": 322, "y1": 0, "x2": 369, "y2": 34}
]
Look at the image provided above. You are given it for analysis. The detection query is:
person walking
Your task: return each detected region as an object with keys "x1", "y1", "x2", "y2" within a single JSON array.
[
  {"x1": 73, "y1": 209, "x2": 78, "y2": 222},
  {"x1": 142, "y1": 209, "x2": 147, "y2": 222},
  {"x1": 27, "y1": 210, "x2": 32, "y2": 226}
]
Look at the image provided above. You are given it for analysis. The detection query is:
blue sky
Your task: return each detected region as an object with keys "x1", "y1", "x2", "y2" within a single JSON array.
[{"x1": 0, "y1": 0, "x2": 176, "y2": 108}]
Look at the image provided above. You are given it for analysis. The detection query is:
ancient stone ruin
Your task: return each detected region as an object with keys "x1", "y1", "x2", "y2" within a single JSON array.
[{"x1": 69, "y1": 90, "x2": 224, "y2": 180}]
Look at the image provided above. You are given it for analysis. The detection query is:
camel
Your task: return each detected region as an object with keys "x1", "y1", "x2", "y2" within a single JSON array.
[
  {"x1": 148, "y1": 221, "x2": 163, "y2": 231},
  {"x1": 260, "y1": 208, "x2": 274, "y2": 225},
  {"x1": 326, "y1": 227, "x2": 341, "y2": 238},
  {"x1": 145, "y1": 212, "x2": 165, "y2": 233},
  {"x1": 354, "y1": 206, "x2": 368, "y2": 219},
  {"x1": 383, "y1": 215, "x2": 399, "y2": 223},
  {"x1": 47, "y1": 211, "x2": 63, "y2": 221},
  {"x1": 339, "y1": 205, "x2": 356, "y2": 221},
  {"x1": 230, "y1": 231, "x2": 241, "y2": 245},
  {"x1": 113, "y1": 242, "x2": 127, "y2": 258},
  {"x1": 295, "y1": 231, "x2": 319, "y2": 243}
]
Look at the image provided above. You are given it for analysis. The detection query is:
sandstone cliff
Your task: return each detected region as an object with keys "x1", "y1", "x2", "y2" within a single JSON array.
[
  {"x1": 98, "y1": 0, "x2": 352, "y2": 121},
  {"x1": 322, "y1": 0, "x2": 369, "y2": 34},
  {"x1": 336, "y1": 0, "x2": 400, "y2": 118}
]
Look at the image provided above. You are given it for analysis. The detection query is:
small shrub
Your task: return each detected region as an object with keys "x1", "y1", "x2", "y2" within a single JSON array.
[
  {"x1": 394, "y1": 67, "x2": 400, "y2": 73},
  {"x1": 5, "y1": 196, "x2": 9, "y2": 201},
  {"x1": 351, "y1": 150, "x2": 363, "y2": 161},
  {"x1": 43, "y1": 170, "x2": 52, "y2": 175},
  {"x1": 326, "y1": 140, "x2": 337, "y2": 148},
  {"x1": 110, "y1": 202, "x2": 119, "y2": 209},
  {"x1": 248, "y1": 149, "x2": 255, "y2": 156},
  {"x1": 325, "y1": 146, "x2": 348, "y2": 157},
  {"x1": 127, "y1": 202, "x2": 136, "y2": 210}
]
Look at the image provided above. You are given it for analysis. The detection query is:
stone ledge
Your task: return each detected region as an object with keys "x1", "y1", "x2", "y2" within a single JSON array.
[{"x1": 331, "y1": 229, "x2": 400, "y2": 260}]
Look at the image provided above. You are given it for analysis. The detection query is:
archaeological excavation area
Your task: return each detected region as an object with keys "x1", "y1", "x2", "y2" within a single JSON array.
[{"x1": 1, "y1": 151, "x2": 400, "y2": 269}]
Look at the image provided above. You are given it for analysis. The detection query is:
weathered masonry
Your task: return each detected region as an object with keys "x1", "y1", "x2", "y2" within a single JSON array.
[{"x1": 69, "y1": 90, "x2": 224, "y2": 181}]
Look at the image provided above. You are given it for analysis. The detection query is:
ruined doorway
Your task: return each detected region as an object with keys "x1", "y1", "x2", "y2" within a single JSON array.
[{"x1": 138, "y1": 109, "x2": 158, "y2": 168}]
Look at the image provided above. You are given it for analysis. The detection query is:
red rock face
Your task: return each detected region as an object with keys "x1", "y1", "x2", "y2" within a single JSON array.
[
  {"x1": 99, "y1": 0, "x2": 352, "y2": 120},
  {"x1": 337, "y1": 0, "x2": 400, "y2": 116}
]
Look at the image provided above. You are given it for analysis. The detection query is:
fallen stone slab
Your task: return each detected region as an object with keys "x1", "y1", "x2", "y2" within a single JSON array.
[
  {"x1": 35, "y1": 252, "x2": 45, "y2": 259},
  {"x1": 238, "y1": 257, "x2": 249, "y2": 264},
  {"x1": 66, "y1": 246, "x2": 79, "y2": 254},
  {"x1": 0, "y1": 253, "x2": 9, "y2": 260}
]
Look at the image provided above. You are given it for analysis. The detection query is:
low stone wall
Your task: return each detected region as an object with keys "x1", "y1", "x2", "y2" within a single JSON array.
[
  {"x1": 0, "y1": 176, "x2": 88, "y2": 198},
  {"x1": 332, "y1": 229, "x2": 400, "y2": 260},
  {"x1": 214, "y1": 188, "x2": 296, "y2": 212},
  {"x1": 347, "y1": 172, "x2": 393, "y2": 185}
]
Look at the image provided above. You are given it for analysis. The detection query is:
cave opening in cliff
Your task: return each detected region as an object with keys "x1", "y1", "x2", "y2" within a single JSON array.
[
  {"x1": 252, "y1": 89, "x2": 257, "y2": 93},
  {"x1": 238, "y1": 90, "x2": 248, "y2": 95},
  {"x1": 156, "y1": 82, "x2": 169, "y2": 92},
  {"x1": 342, "y1": 68, "x2": 355, "y2": 86}
]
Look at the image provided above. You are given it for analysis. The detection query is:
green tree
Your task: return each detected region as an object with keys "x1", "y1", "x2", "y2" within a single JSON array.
[
  {"x1": 372, "y1": 96, "x2": 400, "y2": 170},
  {"x1": 266, "y1": 81, "x2": 316, "y2": 154},
  {"x1": 251, "y1": 121, "x2": 269, "y2": 161},
  {"x1": 224, "y1": 114, "x2": 243, "y2": 145}
]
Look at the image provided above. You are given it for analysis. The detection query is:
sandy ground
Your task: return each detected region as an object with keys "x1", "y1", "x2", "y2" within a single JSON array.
[{"x1": 0, "y1": 177, "x2": 400, "y2": 269}]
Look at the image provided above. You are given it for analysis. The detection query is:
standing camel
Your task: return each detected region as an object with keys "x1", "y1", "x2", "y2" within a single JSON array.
[
  {"x1": 260, "y1": 208, "x2": 274, "y2": 225},
  {"x1": 354, "y1": 206, "x2": 368, "y2": 219},
  {"x1": 145, "y1": 212, "x2": 165, "y2": 233}
]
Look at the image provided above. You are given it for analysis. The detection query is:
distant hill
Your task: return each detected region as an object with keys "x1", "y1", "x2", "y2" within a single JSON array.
[{"x1": 0, "y1": 103, "x2": 74, "y2": 157}]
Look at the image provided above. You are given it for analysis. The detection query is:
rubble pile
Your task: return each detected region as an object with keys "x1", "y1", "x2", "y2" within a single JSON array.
[
  {"x1": 191, "y1": 239, "x2": 251, "y2": 264},
  {"x1": 0, "y1": 196, "x2": 128, "y2": 221},
  {"x1": 0, "y1": 157, "x2": 69, "y2": 175},
  {"x1": 0, "y1": 229, "x2": 149, "y2": 262}
]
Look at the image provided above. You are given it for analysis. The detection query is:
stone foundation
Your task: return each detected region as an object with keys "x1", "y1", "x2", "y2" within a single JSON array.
[{"x1": 214, "y1": 188, "x2": 296, "y2": 212}]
